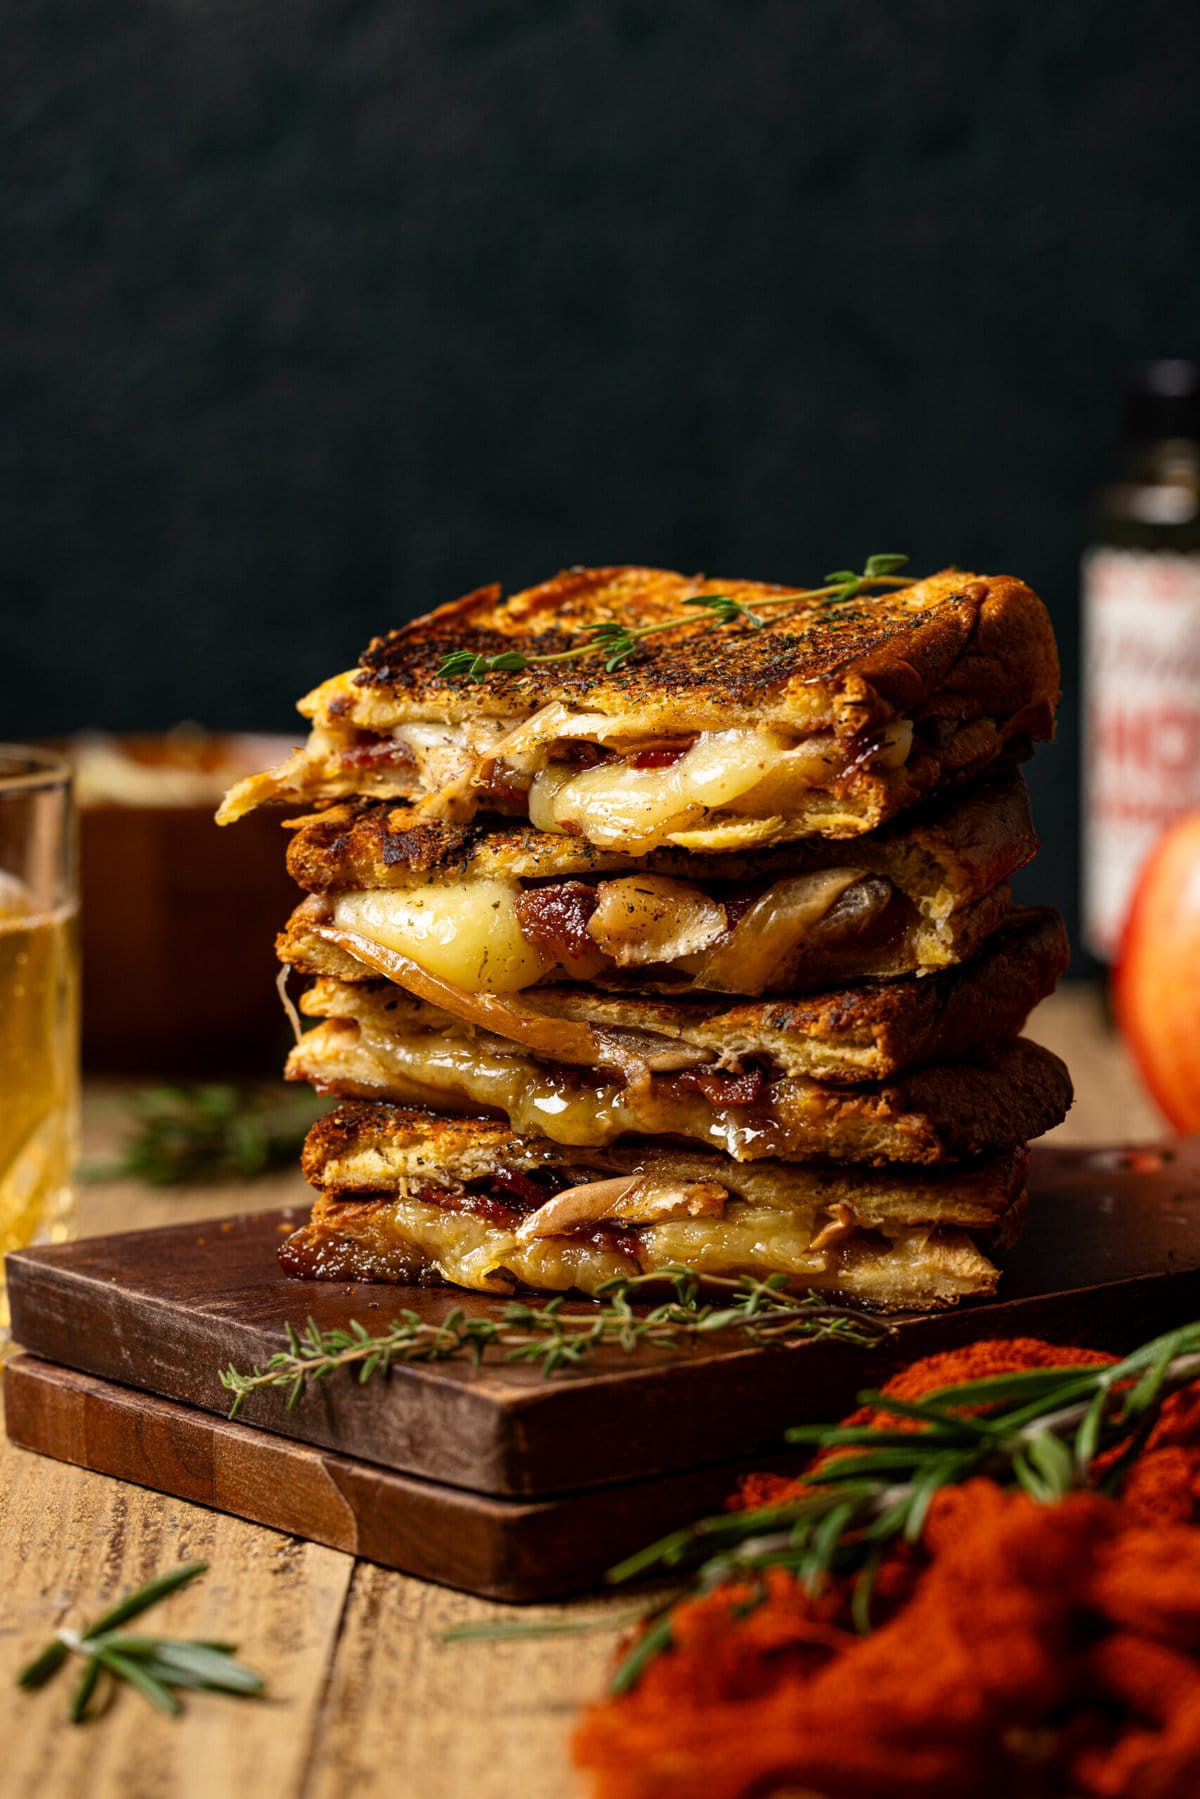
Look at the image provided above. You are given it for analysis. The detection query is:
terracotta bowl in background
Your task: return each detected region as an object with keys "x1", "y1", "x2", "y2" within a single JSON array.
[{"x1": 55, "y1": 732, "x2": 301, "y2": 1075}]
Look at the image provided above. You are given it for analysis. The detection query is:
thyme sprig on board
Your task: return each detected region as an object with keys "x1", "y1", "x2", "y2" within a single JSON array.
[
  {"x1": 219, "y1": 1268, "x2": 890, "y2": 1419},
  {"x1": 16, "y1": 1562, "x2": 265, "y2": 1723},
  {"x1": 436, "y1": 554, "x2": 914, "y2": 682},
  {"x1": 598, "y1": 1321, "x2": 1200, "y2": 1689}
]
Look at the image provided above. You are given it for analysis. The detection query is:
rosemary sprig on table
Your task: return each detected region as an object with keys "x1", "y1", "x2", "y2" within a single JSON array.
[
  {"x1": 437, "y1": 554, "x2": 914, "y2": 682},
  {"x1": 219, "y1": 1268, "x2": 890, "y2": 1419},
  {"x1": 16, "y1": 1562, "x2": 265, "y2": 1723},
  {"x1": 595, "y1": 1321, "x2": 1200, "y2": 1689},
  {"x1": 82, "y1": 1083, "x2": 327, "y2": 1186}
]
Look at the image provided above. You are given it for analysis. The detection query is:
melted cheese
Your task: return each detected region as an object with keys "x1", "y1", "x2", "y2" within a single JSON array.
[
  {"x1": 310, "y1": 1192, "x2": 999, "y2": 1303},
  {"x1": 220, "y1": 699, "x2": 915, "y2": 841},
  {"x1": 521, "y1": 722, "x2": 914, "y2": 852},
  {"x1": 332, "y1": 882, "x2": 548, "y2": 994},
  {"x1": 303, "y1": 1017, "x2": 818, "y2": 1160},
  {"x1": 330, "y1": 861, "x2": 893, "y2": 1000},
  {"x1": 529, "y1": 729, "x2": 793, "y2": 852},
  {"x1": 341, "y1": 1020, "x2": 700, "y2": 1143}
]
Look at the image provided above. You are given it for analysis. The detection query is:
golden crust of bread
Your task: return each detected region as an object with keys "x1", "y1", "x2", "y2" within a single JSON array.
[
  {"x1": 301, "y1": 1105, "x2": 518, "y2": 1185},
  {"x1": 300, "y1": 1099, "x2": 1028, "y2": 1230},
  {"x1": 279, "y1": 1181, "x2": 1020, "y2": 1307},
  {"x1": 311, "y1": 566, "x2": 1059, "y2": 740},
  {"x1": 297, "y1": 907, "x2": 1068, "y2": 1086},
  {"x1": 282, "y1": 770, "x2": 1037, "y2": 899},
  {"x1": 286, "y1": 1036, "x2": 1072, "y2": 1165}
]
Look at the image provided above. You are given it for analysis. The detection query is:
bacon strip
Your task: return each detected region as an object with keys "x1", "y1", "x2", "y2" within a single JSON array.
[
  {"x1": 335, "y1": 738, "x2": 416, "y2": 772},
  {"x1": 674, "y1": 1065, "x2": 767, "y2": 1107},
  {"x1": 515, "y1": 881, "x2": 601, "y2": 965}
]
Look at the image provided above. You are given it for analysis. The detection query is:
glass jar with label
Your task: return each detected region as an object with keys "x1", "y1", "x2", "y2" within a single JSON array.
[{"x1": 1081, "y1": 360, "x2": 1200, "y2": 962}]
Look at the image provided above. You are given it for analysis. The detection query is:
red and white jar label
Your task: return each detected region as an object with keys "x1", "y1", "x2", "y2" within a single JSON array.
[{"x1": 1082, "y1": 547, "x2": 1200, "y2": 959}]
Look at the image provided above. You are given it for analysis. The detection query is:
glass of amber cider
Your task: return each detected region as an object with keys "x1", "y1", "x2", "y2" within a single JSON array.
[{"x1": 0, "y1": 747, "x2": 78, "y2": 1335}]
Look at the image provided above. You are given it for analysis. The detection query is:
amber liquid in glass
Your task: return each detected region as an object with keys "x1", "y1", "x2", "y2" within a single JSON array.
[{"x1": 0, "y1": 878, "x2": 79, "y2": 1330}]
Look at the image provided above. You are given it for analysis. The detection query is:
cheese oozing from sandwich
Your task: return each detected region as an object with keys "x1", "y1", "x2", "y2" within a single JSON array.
[
  {"x1": 282, "y1": 1102, "x2": 1030, "y2": 1305},
  {"x1": 282, "y1": 1187, "x2": 1014, "y2": 1307},
  {"x1": 328, "y1": 864, "x2": 895, "y2": 998},
  {"x1": 519, "y1": 719, "x2": 914, "y2": 851},
  {"x1": 221, "y1": 714, "x2": 923, "y2": 849},
  {"x1": 332, "y1": 880, "x2": 549, "y2": 994}
]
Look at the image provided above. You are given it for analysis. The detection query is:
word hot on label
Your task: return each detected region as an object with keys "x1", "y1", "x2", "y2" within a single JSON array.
[{"x1": 1082, "y1": 547, "x2": 1200, "y2": 959}]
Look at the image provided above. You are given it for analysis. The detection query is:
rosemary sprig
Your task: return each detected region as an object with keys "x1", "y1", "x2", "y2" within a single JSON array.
[
  {"x1": 597, "y1": 1321, "x2": 1200, "y2": 1691},
  {"x1": 219, "y1": 1268, "x2": 890, "y2": 1419},
  {"x1": 82, "y1": 1082, "x2": 327, "y2": 1186},
  {"x1": 16, "y1": 1562, "x2": 265, "y2": 1723},
  {"x1": 436, "y1": 554, "x2": 914, "y2": 681}
]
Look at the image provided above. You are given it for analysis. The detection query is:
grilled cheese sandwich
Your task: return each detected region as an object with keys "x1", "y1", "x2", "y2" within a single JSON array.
[
  {"x1": 275, "y1": 777, "x2": 1036, "y2": 1020},
  {"x1": 282, "y1": 1103, "x2": 1029, "y2": 1306},
  {"x1": 289, "y1": 907, "x2": 1068, "y2": 1091},
  {"x1": 218, "y1": 566, "x2": 1058, "y2": 853}
]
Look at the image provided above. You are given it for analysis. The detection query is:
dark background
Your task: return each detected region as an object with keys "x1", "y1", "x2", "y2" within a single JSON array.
[{"x1": 7, "y1": 0, "x2": 1200, "y2": 950}]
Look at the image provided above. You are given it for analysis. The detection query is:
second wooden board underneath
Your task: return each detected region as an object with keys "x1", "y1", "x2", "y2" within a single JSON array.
[{"x1": 2, "y1": 1354, "x2": 801, "y2": 1600}]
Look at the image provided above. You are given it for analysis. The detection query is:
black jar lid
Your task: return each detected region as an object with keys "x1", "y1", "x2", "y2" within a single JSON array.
[{"x1": 1121, "y1": 359, "x2": 1200, "y2": 444}]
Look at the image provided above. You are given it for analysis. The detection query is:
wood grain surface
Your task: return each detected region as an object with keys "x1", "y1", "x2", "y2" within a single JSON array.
[
  {"x1": 0, "y1": 990, "x2": 1173, "y2": 1799},
  {"x1": 4, "y1": 1356, "x2": 814, "y2": 1599}
]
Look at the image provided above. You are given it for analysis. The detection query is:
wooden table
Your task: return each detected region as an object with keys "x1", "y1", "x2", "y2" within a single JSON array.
[{"x1": 0, "y1": 990, "x2": 1165, "y2": 1798}]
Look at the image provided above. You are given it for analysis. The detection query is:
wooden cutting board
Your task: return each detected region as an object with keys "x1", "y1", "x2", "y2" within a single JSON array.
[
  {"x1": 7, "y1": 1137, "x2": 1200, "y2": 1507},
  {"x1": 2, "y1": 1355, "x2": 807, "y2": 1600}
]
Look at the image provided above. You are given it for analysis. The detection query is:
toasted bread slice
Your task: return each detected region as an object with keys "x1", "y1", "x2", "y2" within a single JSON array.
[
  {"x1": 284, "y1": 769, "x2": 1037, "y2": 896},
  {"x1": 218, "y1": 566, "x2": 1058, "y2": 852},
  {"x1": 274, "y1": 777, "x2": 1036, "y2": 1016},
  {"x1": 285, "y1": 1030, "x2": 1072, "y2": 1165},
  {"x1": 280, "y1": 1102, "x2": 1028, "y2": 1305},
  {"x1": 300, "y1": 1102, "x2": 1029, "y2": 1230},
  {"x1": 294, "y1": 908, "x2": 1068, "y2": 1089}
]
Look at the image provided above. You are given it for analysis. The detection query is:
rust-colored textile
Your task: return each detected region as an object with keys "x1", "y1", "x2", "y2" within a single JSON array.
[{"x1": 574, "y1": 1337, "x2": 1200, "y2": 1799}]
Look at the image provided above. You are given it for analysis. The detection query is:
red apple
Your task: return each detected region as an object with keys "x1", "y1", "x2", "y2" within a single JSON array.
[{"x1": 1115, "y1": 812, "x2": 1200, "y2": 1131}]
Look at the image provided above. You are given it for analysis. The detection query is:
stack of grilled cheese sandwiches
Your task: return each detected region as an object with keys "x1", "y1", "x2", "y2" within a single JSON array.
[{"x1": 220, "y1": 564, "x2": 1072, "y2": 1310}]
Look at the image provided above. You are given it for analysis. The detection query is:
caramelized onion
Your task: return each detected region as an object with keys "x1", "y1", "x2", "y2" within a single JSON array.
[
  {"x1": 515, "y1": 1175, "x2": 640, "y2": 1239},
  {"x1": 809, "y1": 1202, "x2": 859, "y2": 1253},
  {"x1": 317, "y1": 923, "x2": 612, "y2": 1063},
  {"x1": 314, "y1": 925, "x2": 708, "y2": 1084},
  {"x1": 515, "y1": 1173, "x2": 727, "y2": 1240},
  {"x1": 684, "y1": 868, "x2": 867, "y2": 993},
  {"x1": 586, "y1": 875, "x2": 726, "y2": 967}
]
